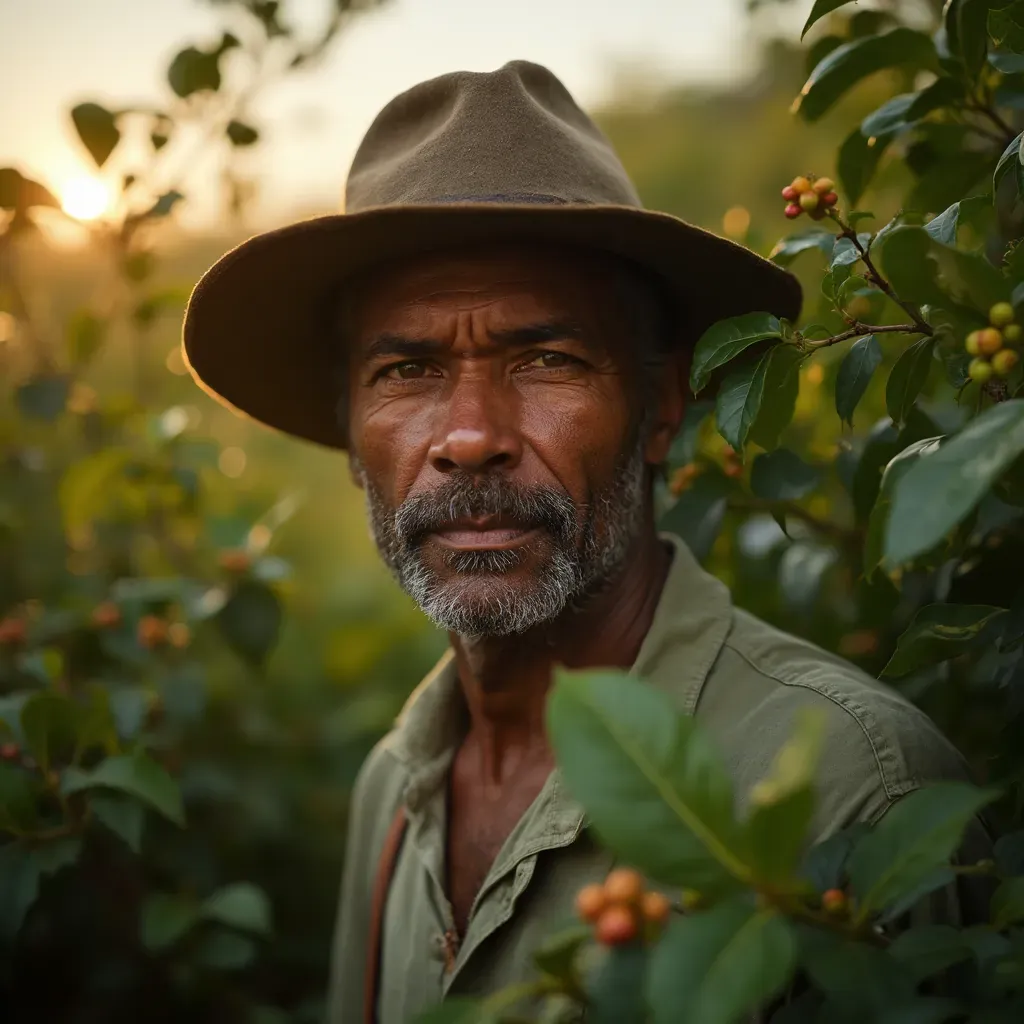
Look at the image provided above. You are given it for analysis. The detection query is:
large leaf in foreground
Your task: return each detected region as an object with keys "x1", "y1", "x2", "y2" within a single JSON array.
[
  {"x1": 690, "y1": 313, "x2": 782, "y2": 395},
  {"x1": 716, "y1": 345, "x2": 802, "y2": 454},
  {"x1": 648, "y1": 901, "x2": 797, "y2": 1024},
  {"x1": 547, "y1": 669, "x2": 747, "y2": 892},
  {"x1": 885, "y1": 400, "x2": 1024, "y2": 565},
  {"x1": 882, "y1": 604, "x2": 1007, "y2": 678},
  {"x1": 846, "y1": 782, "x2": 997, "y2": 918}
]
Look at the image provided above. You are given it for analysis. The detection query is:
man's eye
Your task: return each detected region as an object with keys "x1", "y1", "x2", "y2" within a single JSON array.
[
  {"x1": 524, "y1": 352, "x2": 576, "y2": 370},
  {"x1": 383, "y1": 362, "x2": 435, "y2": 380}
]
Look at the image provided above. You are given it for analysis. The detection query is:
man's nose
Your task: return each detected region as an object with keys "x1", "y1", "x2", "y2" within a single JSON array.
[{"x1": 427, "y1": 378, "x2": 522, "y2": 474}]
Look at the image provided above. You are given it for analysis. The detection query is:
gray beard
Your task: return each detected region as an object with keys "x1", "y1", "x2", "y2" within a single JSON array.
[{"x1": 358, "y1": 445, "x2": 647, "y2": 638}]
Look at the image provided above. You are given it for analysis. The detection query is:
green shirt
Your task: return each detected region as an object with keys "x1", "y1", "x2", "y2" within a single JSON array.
[{"x1": 327, "y1": 535, "x2": 991, "y2": 1023}]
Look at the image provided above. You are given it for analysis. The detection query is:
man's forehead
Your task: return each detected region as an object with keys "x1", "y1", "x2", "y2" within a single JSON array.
[{"x1": 348, "y1": 245, "x2": 624, "y2": 326}]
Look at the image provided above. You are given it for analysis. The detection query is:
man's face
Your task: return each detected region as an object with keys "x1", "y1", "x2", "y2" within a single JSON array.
[{"x1": 345, "y1": 245, "x2": 679, "y2": 637}]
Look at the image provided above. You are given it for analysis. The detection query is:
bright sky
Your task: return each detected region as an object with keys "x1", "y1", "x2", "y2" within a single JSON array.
[{"x1": 0, "y1": 0, "x2": 794, "y2": 228}]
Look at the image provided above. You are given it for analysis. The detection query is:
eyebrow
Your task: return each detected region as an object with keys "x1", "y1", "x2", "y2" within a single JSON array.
[{"x1": 361, "y1": 320, "x2": 587, "y2": 362}]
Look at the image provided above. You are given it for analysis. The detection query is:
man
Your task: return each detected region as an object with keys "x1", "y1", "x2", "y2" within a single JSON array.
[{"x1": 183, "y1": 62, "x2": 989, "y2": 1023}]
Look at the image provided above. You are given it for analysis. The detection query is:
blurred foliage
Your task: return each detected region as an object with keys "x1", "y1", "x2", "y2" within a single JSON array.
[{"x1": 5, "y1": 0, "x2": 1024, "y2": 1021}]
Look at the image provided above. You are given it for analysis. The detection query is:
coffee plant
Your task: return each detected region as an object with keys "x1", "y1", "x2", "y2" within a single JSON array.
[{"x1": 419, "y1": 2, "x2": 1024, "y2": 1022}]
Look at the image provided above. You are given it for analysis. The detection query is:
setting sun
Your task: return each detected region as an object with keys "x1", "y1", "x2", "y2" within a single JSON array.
[{"x1": 60, "y1": 174, "x2": 112, "y2": 220}]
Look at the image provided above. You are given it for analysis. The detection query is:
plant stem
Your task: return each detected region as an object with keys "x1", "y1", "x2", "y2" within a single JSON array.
[
  {"x1": 831, "y1": 212, "x2": 933, "y2": 336},
  {"x1": 801, "y1": 321, "x2": 924, "y2": 351},
  {"x1": 966, "y1": 98, "x2": 1017, "y2": 148}
]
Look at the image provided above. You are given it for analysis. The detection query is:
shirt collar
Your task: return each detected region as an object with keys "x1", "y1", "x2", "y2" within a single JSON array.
[{"x1": 384, "y1": 533, "x2": 734, "y2": 788}]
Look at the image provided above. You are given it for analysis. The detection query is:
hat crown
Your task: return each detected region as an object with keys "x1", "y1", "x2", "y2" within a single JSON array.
[{"x1": 345, "y1": 60, "x2": 642, "y2": 211}]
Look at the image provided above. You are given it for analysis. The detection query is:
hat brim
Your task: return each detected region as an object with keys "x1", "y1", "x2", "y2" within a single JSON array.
[{"x1": 183, "y1": 203, "x2": 802, "y2": 450}]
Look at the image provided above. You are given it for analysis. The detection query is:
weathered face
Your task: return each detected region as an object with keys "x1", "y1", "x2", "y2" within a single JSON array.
[{"x1": 345, "y1": 244, "x2": 681, "y2": 637}]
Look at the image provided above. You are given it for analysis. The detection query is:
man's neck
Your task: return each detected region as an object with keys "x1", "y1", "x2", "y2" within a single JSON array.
[{"x1": 448, "y1": 525, "x2": 671, "y2": 785}]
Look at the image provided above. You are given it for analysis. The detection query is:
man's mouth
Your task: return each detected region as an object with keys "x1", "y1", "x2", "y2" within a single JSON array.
[{"x1": 430, "y1": 514, "x2": 540, "y2": 551}]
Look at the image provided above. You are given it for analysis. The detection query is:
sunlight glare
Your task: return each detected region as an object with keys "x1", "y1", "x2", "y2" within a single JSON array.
[{"x1": 60, "y1": 175, "x2": 112, "y2": 221}]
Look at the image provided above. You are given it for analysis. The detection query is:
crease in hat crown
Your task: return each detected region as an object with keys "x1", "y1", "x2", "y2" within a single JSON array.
[{"x1": 344, "y1": 60, "x2": 643, "y2": 211}]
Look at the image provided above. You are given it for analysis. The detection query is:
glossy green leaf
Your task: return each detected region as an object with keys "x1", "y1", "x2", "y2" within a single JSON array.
[
  {"x1": 930, "y1": 242, "x2": 1011, "y2": 311},
  {"x1": 885, "y1": 337, "x2": 935, "y2": 428},
  {"x1": 794, "y1": 29, "x2": 937, "y2": 122},
  {"x1": 745, "y1": 709, "x2": 825, "y2": 883},
  {"x1": 886, "y1": 400, "x2": 1024, "y2": 564},
  {"x1": 847, "y1": 782, "x2": 997, "y2": 916},
  {"x1": 994, "y1": 130, "x2": 1024, "y2": 203},
  {"x1": 836, "y1": 335, "x2": 882, "y2": 426},
  {"x1": 878, "y1": 228, "x2": 946, "y2": 306},
  {"x1": 141, "y1": 892, "x2": 199, "y2": 951},
  {"x1": 201, "y1": 882, "x2": 272, "y2": 936},
  {"x1": 887, "y1": 925, "x2": 972, "y2": 983},
  {"x1": 20, "y1": 692, "x2": 80, "y2": 774},
  {"x1": 90, "y1": 792, "x2": 145, "y2": 853},
  {"x1": 216, "y1": 581, "x2": 283, "y2": 667},
  {"x1": 689, "y1": 313, "x2": 783, "y2": 395},
  {"x1": 801, "y1": 0, "x2": 858, "y2": 39},
  {"x1": 0, "y1": 763, "x2": 38, "y2": 831},
  {"x1": 991, "y1": 876, "x2": 1024, "y2": 928},
  {"x1": 70, "y1": 102, "x2": 120, "y2": 168},
  {"x1": 769, "y1": 230, "x2": 835, "y2": 267},
  {"x1": 838, "y1": 127, "x2": 894, "y2": 205},
  {"x1": 587, "y1": 943, "x2": 647, "y2": 1024},
  {"x1": 648, "y1": 901, "x2": 797, "y2": 1024},
  {"x1": 659, "y1": 468, "x2": 734, "y2": 563},
  {"x1": 831, "y1": 233, "x2": 872, "y2": 268},
  {"x1": 882, "y1": 604, "x2": 1007, "y2": 678},
  {"x1": 956, "y1": 0, "x2": 992, "y2": 76},
  {"x1": 801, "y1": 931, "x2": 916, "y2": 1013},
  {"x1": 750, "y1": 449, "x2": 822, "y2": 501},
  {"x1": 748, "y1": 346, "x2": 804, "y2": 452},
  {"x1": 546, "y1": 668, "x2": 747, "y2": 892},
  {"x1": 532, "y1": 924, "x2": 590, "y2": 981},
  {"x1": 0, "y1": 838, "x2": 81, "y2": 942},
  {"x1": 62, "y1": 752, "x2": 185, "y2": 827},
  {"x1": 861, "y1": 93, "x2": 919, "y2": 137},
  {"x1": 865, "y1": 437, "x2": 944, "y2": 575}
]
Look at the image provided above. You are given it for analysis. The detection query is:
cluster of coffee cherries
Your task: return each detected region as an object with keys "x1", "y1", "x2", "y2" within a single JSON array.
[
  {"x1": 966, "y1": 302, "x2": 1021, "y2": 383},
  {"x1": 782, "y1": 176, "x2": 839, "y2": 220},
  {"x1": 574, "y1": 868, "x2": 672, "y2": 946}
]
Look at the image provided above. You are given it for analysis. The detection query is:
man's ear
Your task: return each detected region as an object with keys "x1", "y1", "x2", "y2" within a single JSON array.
[{"x1": 644, "y1": 354, "x2": 687, "y2": 466}]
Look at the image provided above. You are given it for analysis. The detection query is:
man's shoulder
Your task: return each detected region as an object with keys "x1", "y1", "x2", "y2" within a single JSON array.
[{"x1": 695, "y1": 606, "x2": 972, "y2": 836}]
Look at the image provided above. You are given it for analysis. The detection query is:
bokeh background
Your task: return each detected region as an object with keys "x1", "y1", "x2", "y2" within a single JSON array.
[{"x1": 0, "y1": 1, "x2": 954, "y2": 1021}]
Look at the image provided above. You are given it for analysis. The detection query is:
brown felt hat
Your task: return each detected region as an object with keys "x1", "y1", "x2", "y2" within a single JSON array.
[{"x1": 183, "y1": 60, "x2": 801, "y2": 449}]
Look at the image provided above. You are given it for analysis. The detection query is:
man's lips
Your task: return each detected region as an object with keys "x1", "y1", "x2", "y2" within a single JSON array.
[{"x1": 429, "y1": 515, "x2": 539, "y2": 551}]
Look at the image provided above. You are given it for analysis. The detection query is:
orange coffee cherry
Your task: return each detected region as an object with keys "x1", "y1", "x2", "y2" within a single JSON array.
[
  {"x1": 670, "y1": 463, "x2": 701, "y2": 497},
  {"x1": 91, "y1": 601, "x2": 121, "y2": 629},
  {"x1": 812, "y1": 176, "x2": 835, "y2": 195},
  {"x1": 0, "y1": 617, "x2": 28, "y2": 647},
  {"x1": 218, "y1": 549, "x2": 251, "y2": 574},
  {"x1": 595, "y1": 905, "x2": 638, "y2": 945},
  {"x1": 784, "y1": 203, "x2": 801, "y2": 219},
  {"x1": 976, "y1": 328, "x2": 1004, "y2": 356},
  {"x1": 822, "y1": 888, "x2": 848, "y2": 914},
  {"x1": 576, "y1": 884, "x2": 607, "y2": 922},
  {"x1": 724, "y1": 462, "x2": 744, "y2": 479},
  {"x1": 641, "y1": 891, "x2": 671, "y2": 924},
  {"x1": 790, "y1": 176, "x2": 811, "y2": 193},
  {"x1": 603, "y1": 867, "x2": 644, "y2": 904},
  {"x1": 993, "y1": 349, "x2": 1019, "y2": 376},
  {"x1": 138, "y1": 615, "x2": 168, "y2": 649}
]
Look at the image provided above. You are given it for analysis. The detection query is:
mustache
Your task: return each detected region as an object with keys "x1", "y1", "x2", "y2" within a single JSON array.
[{"x1": 392, "y1": 475, "x2": 579, "y2": 546}]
